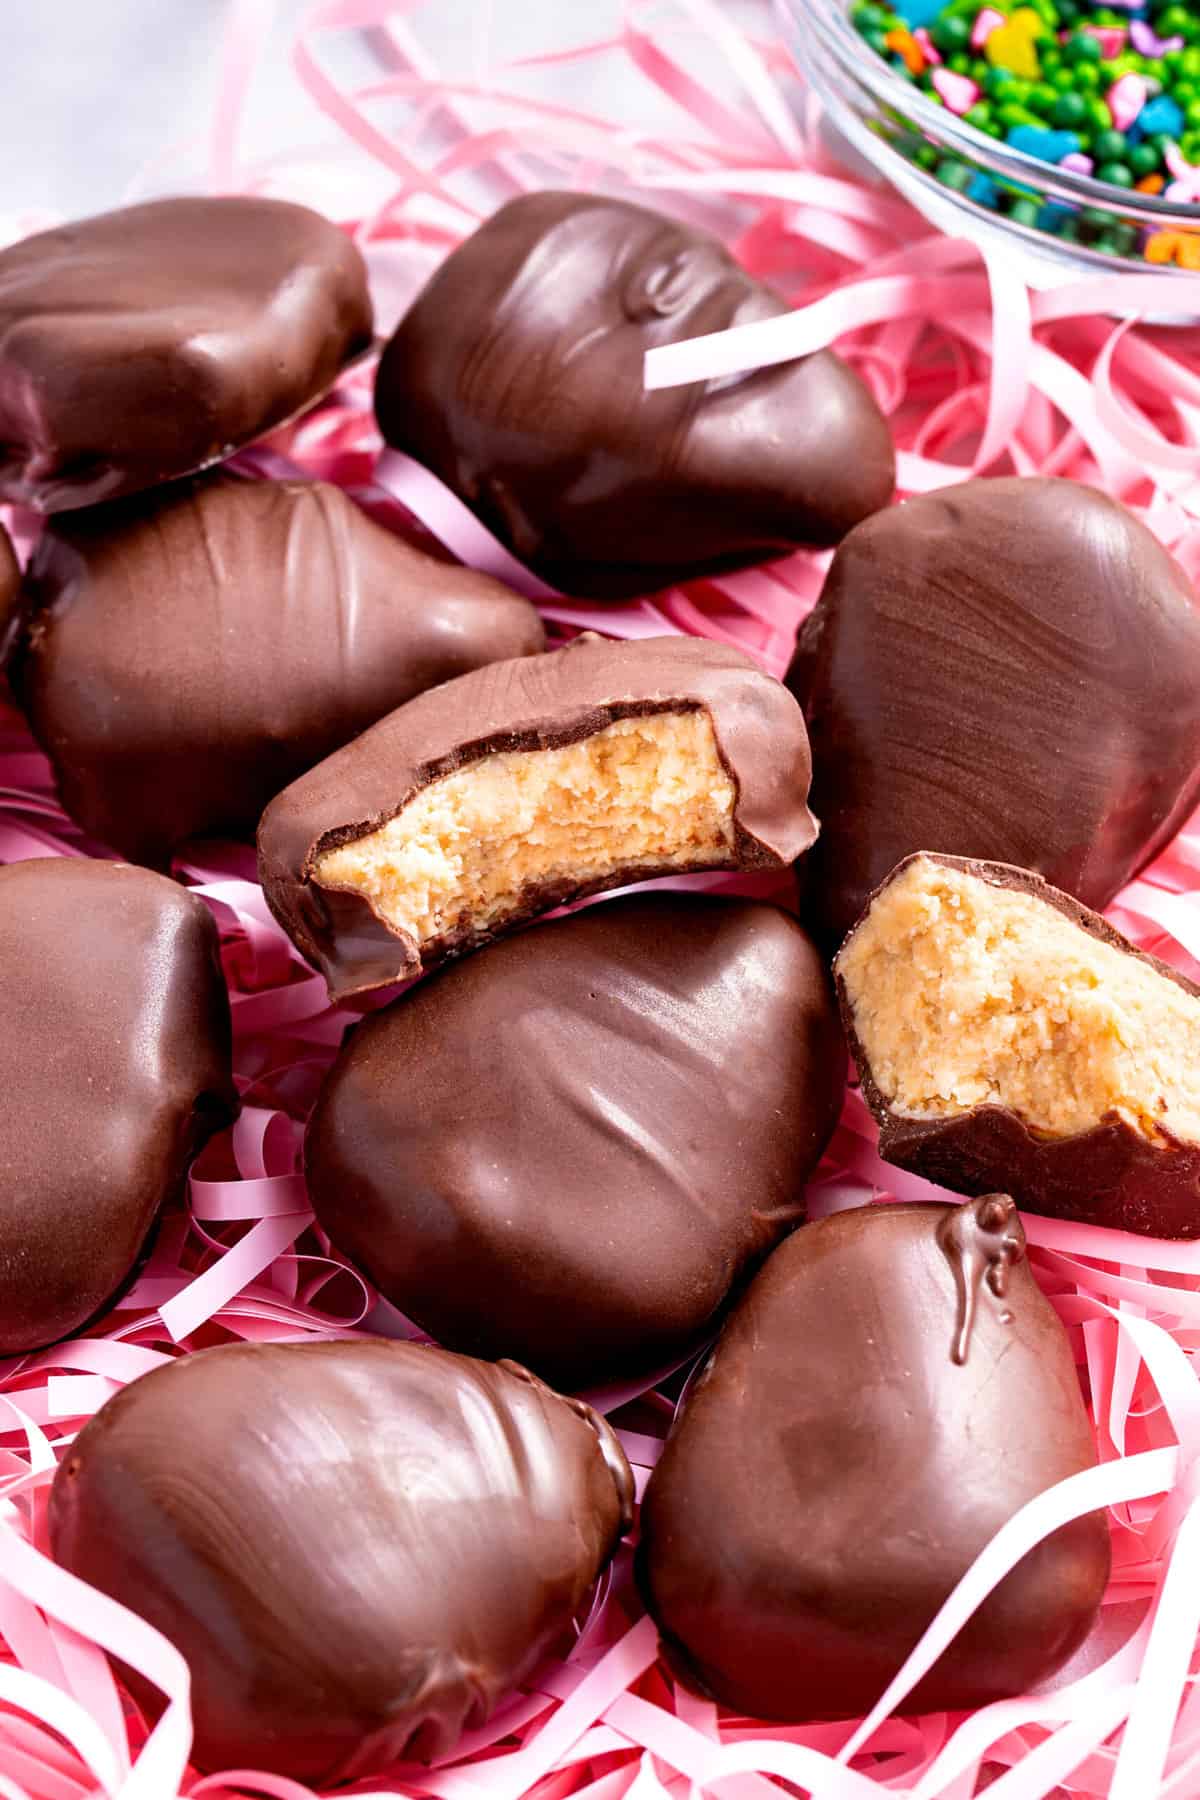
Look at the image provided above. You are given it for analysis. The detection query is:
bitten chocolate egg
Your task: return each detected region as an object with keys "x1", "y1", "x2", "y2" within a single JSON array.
[
  {"x1": 0, "y1": 858, "x2": 235, "y2": 1352},
  {"x1": 306, "y1": 893, "x2": 845, "y2": 1389},
  {"x1": 258, "y1": 634, "x2": 817, "y2": 1000},
  {"x1": 838, "y1": 851, "x2": 1200, "y2": 1238},
  {"x1": 6, "y1": 472, "x2": 545, "y2": 867},
  {"x1": 50, "y1": 1339, "x2": 633, "y2": 1781},
  {"x1": 374, "y1": 191, "x2": 895, "y2": 598},
  {"x1": 638, "y1": 1197, "x2": 1110, "y2": 1719},
  {"x1": 789, "y1": 477, "x2": 1200, "y2": 949},
  {"x1": 0, "y1": 197, "x2": 373, "y2": 510}
]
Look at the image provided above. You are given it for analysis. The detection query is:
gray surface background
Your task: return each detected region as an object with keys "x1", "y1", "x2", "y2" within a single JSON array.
[{"x1": 1, "y1": 2, "x2": 770, "y2": 219}]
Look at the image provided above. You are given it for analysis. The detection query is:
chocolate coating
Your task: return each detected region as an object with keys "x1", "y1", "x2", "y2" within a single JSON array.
[
  {"x1": 258, "y1": 635, "x2": 817, "y2": 1000},
  {"x1": 0, "y1": 198, "x2": 373, "y2": 511},
  {"x1": 374, "y1": 192, "x2": 894, "y2": 598},
  {"x1": 0, "y1": 521, "x2": 17, "y2": 626},
  {"x1": 840, "y1": 852, "x2": 1200, "y2": 1238},
  {"x1": 638, "y1": 1198, "x2": 1110, "y2": 1719},
  {"x1": 6, "y1": 472, "x2": 545, "y2": 867},
  {"x1": 50, "y1": 1339, "x2": 633, "y2": 1781},
  {"x1": 305, "y1": 893, "x2": 845, "y2": 1389},
  {"x1": 0, "y1": 858, "x2": 235, "y2": 1352},
  {"x1": 789, "y1": 477, "x2": 1200, "y2": 949}
]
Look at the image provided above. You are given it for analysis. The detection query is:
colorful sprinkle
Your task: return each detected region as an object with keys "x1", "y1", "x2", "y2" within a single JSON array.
[
  {"x1": 1146, "y1": 229, "x2": 1200, "y2": 268},
  {"x1": 1130, "y1": 20, "x2": 1185, "y2": 56},
  {"x1": 1007, "y1": 123, "x2": 1082, "y2": 160},
  {"x1": 984, "y1": 8, "x2": 1046, "y2": 76},
  {"x1": 850, "y1": 0, "x2": 1200, "y2": 265},
  {"x1": 886, "y1": 25, "x2": 928, "y2": 73},
  {"x1": 932, "y1": 67, "x2": 982, "y2": 111},
  {"x1": 971, "y1": 6, "x2": 1006, "y2": 49},
  {"x1": 1106, "y1": 73, "x2": 1148, "y2": 132}
]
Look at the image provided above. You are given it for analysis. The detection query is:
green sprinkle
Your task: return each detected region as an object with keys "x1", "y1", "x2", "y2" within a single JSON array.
[
  {"x1": 1009, "y1": 196, "x2": 1041, "y2": 225},
  {"x1": 936, "y1": 156, "x2": 973, "y2": 189},
  {"x1": 930, "y1": 13, "x2": 971, "y2": 53},
  {"x1": 1129, "y1": 142, "x2": 1164, "y2": 177},
  {"x1": 1092, "y1": 127, "x2": 1128, "y2": 162},
  {"x1": 1095, "y1": 160, "x2": 1135, "y2": 186},
  {"x1": 1064, "y1": 31, "x2": 1104, "y2": 65},
  {"x1": 1052, "y1": 90, "x2": 1088, "y2": 126}
]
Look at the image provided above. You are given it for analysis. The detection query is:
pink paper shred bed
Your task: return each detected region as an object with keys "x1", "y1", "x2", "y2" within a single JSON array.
[{"x1": 11, "y1": 4, "x2": 1200, "y2": 1797}]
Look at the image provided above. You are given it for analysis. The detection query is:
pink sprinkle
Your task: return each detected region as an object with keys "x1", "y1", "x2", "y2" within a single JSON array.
[
  {"x1": 931, "y1": 68, "x2": 980, "y2": 115},
  {"x1": 914, "y1": 26, "x2": 942, "y2": 63},
  {"x1": 1060, "y1": 151, "x2": 1095, "y2": 175},
  {"x1": 1106, "y1": 73, "x2": 1147, "y2": 133},
  {"x1": 1088, "y1": 26, "x2": 1128, "y2": 59},
  {"x1": 971, "y1": 7, "x2": 1005, "y2": 49},
  {"x1": 1131, "y1": 19, "x2": 1184, "y2": 54},
  {"x1": 1164, "y1": 144, "x2": 1200, "y2": 202}
]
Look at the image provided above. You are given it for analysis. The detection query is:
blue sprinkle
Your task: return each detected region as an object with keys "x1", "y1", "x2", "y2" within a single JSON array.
[
  {"x1": 1037, "y1": 201, "x2": 1075, "y2": 231},
  {"x1": 891, "y1": 0, "x2": 943, "y2": 23},
  {"x1": 1006, "y1": 124, "x2": 1083, "y2": 163},
  {"x1": 967, "y1": 173, "x2": 1000, "y2": 207},
  {"x1": 1139, "y1": 95, "x2": 1184, "y2": 140}
]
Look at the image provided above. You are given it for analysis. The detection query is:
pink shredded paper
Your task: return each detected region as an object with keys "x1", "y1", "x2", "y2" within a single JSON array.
[{"x1": 10, "y1": 2, "x2": 1200, "y2": 1795}]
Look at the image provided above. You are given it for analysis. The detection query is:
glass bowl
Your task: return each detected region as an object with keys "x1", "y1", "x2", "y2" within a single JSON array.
[{"x1": 781, "y1": 0, "x2": 1200, "y2": 295}]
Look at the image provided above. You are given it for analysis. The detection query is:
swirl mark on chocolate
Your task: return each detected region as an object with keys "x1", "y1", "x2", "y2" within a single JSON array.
[{"x1": 935, "y1": 1195, "x2": 1026, "y2": 1366}]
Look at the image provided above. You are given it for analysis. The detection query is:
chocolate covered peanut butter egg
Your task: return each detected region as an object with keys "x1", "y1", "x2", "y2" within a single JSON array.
[
  {"x1": 0, "y1": 858, "x2": 235, "y2": 1351},
  {"x1": 838, "y1": 851, "x2": 1200, "y2": 1237},
  {"x1": 306, "y1": 892, "x2": 845, "y2": 1389},
  {"x1": 7, "y1": 472, "x2": 544, "y2": 867},
  {"x1": 789, "y1": 477, "x2": 1200, "y2": 948},
  {"x1": 0, "y1": 197, "x2": 372, "y2": 510},
  {"x1": 638, "y1": 1197, "x2": 1109, "y2": 1719},
  {"x1": 50, "y1": 1339, "x2": 633, "y2": 1781},
  {"x1": 375, "y1": 192, "x2": 894, "y2": 597}
]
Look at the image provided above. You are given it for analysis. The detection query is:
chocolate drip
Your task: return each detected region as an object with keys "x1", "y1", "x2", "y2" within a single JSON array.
[{"x1": 935, "y1": 1195, "x2": 1026, "y2": 1365}]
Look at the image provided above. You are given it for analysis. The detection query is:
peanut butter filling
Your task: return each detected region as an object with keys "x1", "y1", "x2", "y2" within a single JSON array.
[
  {"x1": 837, "y1": 856, "x2": 1200, "y2": 1145},
  {"x1": 314, "y1": 710, "x2": 737, "y2": 948}
]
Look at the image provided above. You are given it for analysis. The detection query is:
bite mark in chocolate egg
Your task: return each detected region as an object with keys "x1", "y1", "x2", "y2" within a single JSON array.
[
  {"x1": 259, "y1": 635, "x2": 817, "y2": 999},
  {"x1": 313, "y1": 710, "x2": 736, "y2": 950},
  {"x1": 837, "y1": 852, "x2": 1200, "y2": 1237}
]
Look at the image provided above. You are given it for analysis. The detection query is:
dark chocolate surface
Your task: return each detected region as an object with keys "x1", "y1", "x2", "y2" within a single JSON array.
[
  {"x1": 0, "y1": 858, "x2": 235, "y2": 1352},
  {"x1": 50, "y1": 1339, "x2": 633, "y2": 1781},
  {"x1": 374, "y1": 191, "x2": 895, "y2": 597},
  {"x1": 258, "y1": 634, "x2": 818, "y2": 999},
  {"x1": 306, "y1": 893, "x2": 845, "y2": 1389},
  {"x1": 0, "y1": 522, "x2": 17, "y2": 630},
  {"x1": 638, "y1": 1198, "x2": 1110, "y2": 1719},
  {"x1": 789, "y1": 477, "x2": 1200, "y2": 949},
  {"x1": 7, "y1": 472, "x2": 544, "y2": 867},
  {"x1": 0, "y1": 198, "x2": 373, "y2": 511},
  {"x1": 839, "y1": 852, "x2": 1200, "y2": 1238}
]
